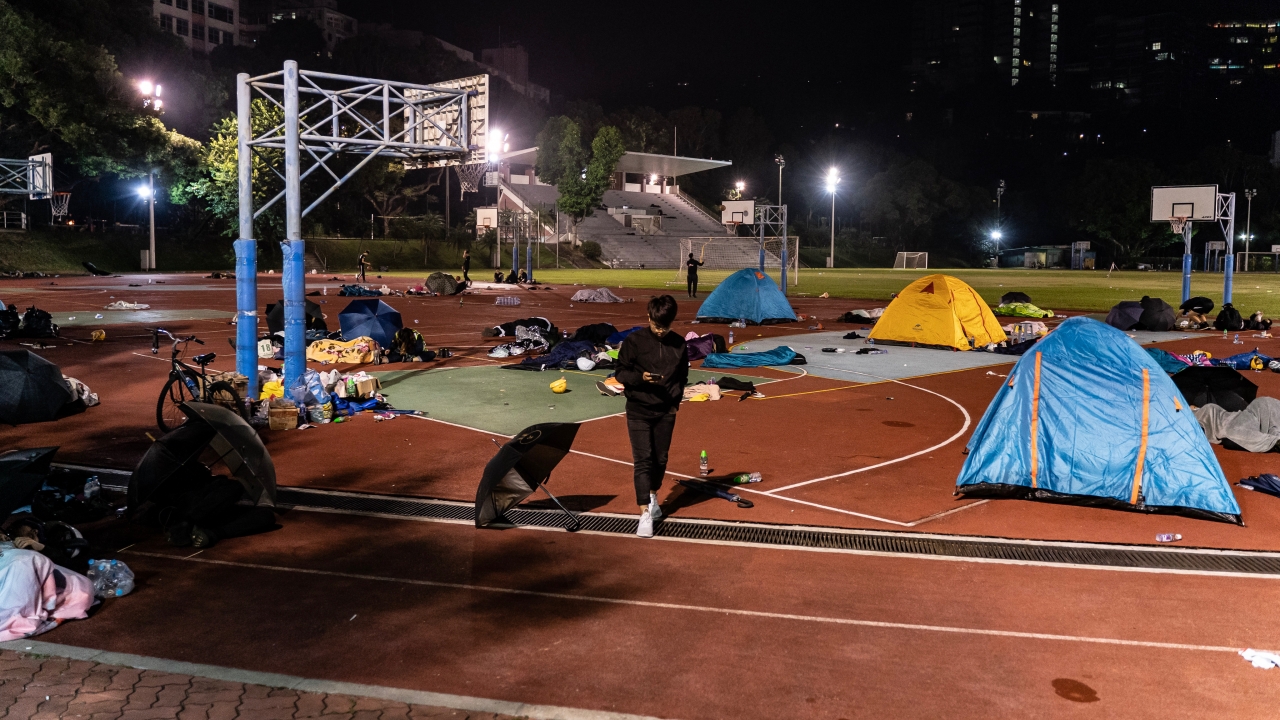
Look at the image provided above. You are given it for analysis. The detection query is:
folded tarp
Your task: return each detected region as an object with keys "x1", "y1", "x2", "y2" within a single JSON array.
[
  {"x1": 570, "y1": 288, "x2": 625, "y2": 303},
  {"x1": 703, "y1": 346, "x2": 797, "y2": 368}
]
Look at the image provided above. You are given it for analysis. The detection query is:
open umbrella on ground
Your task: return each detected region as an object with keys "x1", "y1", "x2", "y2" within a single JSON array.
[
  {"x1": 1138, "y1": 296, "x2": 1176, "y2": 332},
  {"x1": 1001, "y1": 291, "x2": 1032, "y2": 304},
  {"x1": 1104, "y1": 301, "x2": 1144, "y2": 331},
  {"x1": 266, "y1": 299, "x2": 327, "y2": 335},
  {"x1": 0, "y1": 448, "x2": 58, "y2": 517},
  {"x1": 1173, "y1": 366, "x2": 1258, "y2": 412},
  {"x1": 338, "y1": 299, "x2": 402, "y2": 347},
  {"x1": 0, "y1": 350, "x2": 72, "y2": 425},
  {"x1": 476, "y1": 423, "x2": 581, "y2": 530},
  {"x1": 425, "y1": 272, "x2": 459, "y2": 295},
  {"x1": 129, "y1": 402, "x2": 276, "y2": 513}
]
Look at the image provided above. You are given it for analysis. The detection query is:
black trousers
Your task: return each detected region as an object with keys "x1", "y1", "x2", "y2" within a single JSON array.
[
  {"x1": 687, "y1": 276, "x2": 698, "y2": 297},
  {"x1": 626, "y1": 410, "x2": 676, "y2": 505}
]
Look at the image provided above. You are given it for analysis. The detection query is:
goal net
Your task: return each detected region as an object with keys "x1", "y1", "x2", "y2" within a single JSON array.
[
  {"x1": 676, "y1": 236, "x2": 800, "y2": 285},
  {"x1": 893, "y1": 252, "x2": 928, "y2": 269}
]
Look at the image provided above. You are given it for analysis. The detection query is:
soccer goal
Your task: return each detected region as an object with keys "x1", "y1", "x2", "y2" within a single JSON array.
[
  {"x1": 676, "y1": 236, "x2": 800, "y2": 285},
  {"x1": 893, "y1": 252, "x2": 928, "y2": 269}
]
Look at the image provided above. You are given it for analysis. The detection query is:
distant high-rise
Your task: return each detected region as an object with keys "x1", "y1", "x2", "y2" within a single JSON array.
[
  {"x1": 151, "y1": 0, "x2": 239, "y2": 50},
  {"x1": 910, "y1": 0, "x2": 1060, "y2": 92},
  {"x1": 1089, "y1": 13, "x2": 1196, "y2": 107}
]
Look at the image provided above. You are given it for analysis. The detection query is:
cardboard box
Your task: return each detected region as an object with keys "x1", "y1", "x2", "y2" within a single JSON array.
[
  {"x1": 354, "y1": 376, "x2": 381, "y2": 399},
  {"x1": 208, "y1": 371, "x2": 249, "y2": 399},
  {"x1": 268, "y1": 400, "x2": 298, "y2": 431}
]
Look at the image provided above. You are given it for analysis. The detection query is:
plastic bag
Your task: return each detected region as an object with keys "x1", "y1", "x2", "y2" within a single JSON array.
[
  {"x1": 259, "y1": 380, "x2": 284, "y2": 400},
  {"x1": 86, "y1": 558, "x2": 135, "y2": 598}
]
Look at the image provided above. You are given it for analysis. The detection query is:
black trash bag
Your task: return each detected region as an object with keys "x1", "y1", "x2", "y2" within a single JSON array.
[
  {"x1": 0, "y1": 305, "x2": 19, "y2": 339},
  {"x1": 17, "y1": 307, "x2": 58, "y2": 338},
  {"x1": 1215, "y1": 303, "x2": 1245, "y2": 332},
  {"x1": 82, "y1": 262, "x2": 112, "y2": 276}
]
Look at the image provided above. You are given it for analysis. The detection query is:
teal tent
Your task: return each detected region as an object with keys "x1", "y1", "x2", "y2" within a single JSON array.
[
  {"x1": 695, "y1": 269, "x2": 797, "y2": 325},
  {"x1": 956, "y1": 317, "x2": 1242, "y2": 524}
]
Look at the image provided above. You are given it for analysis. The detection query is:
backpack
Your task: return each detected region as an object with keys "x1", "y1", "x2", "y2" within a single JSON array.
[
  {"x1": 18, "y1": 306, "x2": 58, "y2": 338},
  {"x1": 0, "y1": 304, "x2": 18, "y2": 338},
  {"x1": 1214, "y1": 303, "x2": 1244, "y2": 332}
]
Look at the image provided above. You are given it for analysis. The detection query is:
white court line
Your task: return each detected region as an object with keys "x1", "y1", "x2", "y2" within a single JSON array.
[
  {"x1": 121, "y1": 550, "x2": 1271, "y2": 654},
  {"x1": 765, "y1": 365, "x2": 973, "y2": 494}
]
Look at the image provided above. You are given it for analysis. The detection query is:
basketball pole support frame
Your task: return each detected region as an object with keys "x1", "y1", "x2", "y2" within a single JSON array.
[
  {"x1": 235, "y1": 60, "x2": 482, "y2": 397},
  {"x1": 756, "y1": 204, "x2": 789, "y2": 295}
]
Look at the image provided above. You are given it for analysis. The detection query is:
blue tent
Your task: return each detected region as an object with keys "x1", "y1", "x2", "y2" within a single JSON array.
[
  {"x1": 956, "y1": 317, "x2": 1241, "y2": 524},
  {"x1": 338, "y1": 299, "x2": 402, "y2": 348},
  {"x1": 695, "y1": 269, "x2": 796, "y2": 325}
]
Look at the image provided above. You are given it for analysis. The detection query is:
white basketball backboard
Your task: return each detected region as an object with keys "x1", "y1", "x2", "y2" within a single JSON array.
[
  {"x1": 1151, "y1": 185, "x2": 1218, "y2": 222},
  {"x1": 28, "y1": 154, "x2": 52, "y2": 200},
  {"x1": 476, "y1": 207, "x2": 498, "y2": 232},
  {"x1": 405, "y1": 74, "x2": 489, "y2": 168},
  {"x1": 721, "y1": 200, "x2": 755, "y2": 225}
]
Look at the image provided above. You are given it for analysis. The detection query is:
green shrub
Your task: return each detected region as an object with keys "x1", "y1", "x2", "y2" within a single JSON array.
[{"x1": 580, "y1": 240, "x2": 602, "y2": 261}]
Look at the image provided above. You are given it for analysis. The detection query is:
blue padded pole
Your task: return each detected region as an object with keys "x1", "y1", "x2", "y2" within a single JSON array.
[
  {"x1": 282, "y1": 60, "x2": 305, "y2": 396},
  {"x1": 1181, "y1": 252, "x2": 1192, "y2": 304},
  {"x1": 234, "y1": 73, "x2": 258, "y2": 397},
  {"x1": 1224, "y1": 254, "x2": 1235, "y2": 305}
]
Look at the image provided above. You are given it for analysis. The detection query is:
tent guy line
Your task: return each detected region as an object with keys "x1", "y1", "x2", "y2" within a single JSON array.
[{"x1": 119, "y1": 550, "x2": 1277, "y2": 654}]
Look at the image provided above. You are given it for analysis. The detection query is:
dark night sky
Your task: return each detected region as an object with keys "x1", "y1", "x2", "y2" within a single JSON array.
[{"x1": 336, "y1": 1, "x2": 1280, "y2": 114}]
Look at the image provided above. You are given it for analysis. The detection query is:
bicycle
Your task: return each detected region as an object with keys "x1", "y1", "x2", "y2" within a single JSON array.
[{"x1": 153, "y1": 328, "x2": 248, "y2": 432}]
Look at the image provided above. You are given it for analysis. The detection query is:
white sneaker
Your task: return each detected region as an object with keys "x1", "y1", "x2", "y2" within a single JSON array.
[
  {"x1": 648, "y1": 495, "x2": 663, "y2": 520},
  {"x1": 637, "y1": 508, "x2": 655, "y2": 538}
]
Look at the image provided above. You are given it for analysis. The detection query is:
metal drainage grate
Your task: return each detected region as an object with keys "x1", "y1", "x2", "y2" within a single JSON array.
[{"x1": 276, "y1": 487, "x2": 1280, "y2": 576}]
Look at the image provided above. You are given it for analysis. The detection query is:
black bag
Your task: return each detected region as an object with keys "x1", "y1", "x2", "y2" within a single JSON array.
[
  {"x1": 0, "y1": 304, "x2": 19, "y2": 338},
  {"x1": 1214, "y1": 303, "x2": 1244, "y2": 332},
  {"x1": 18, "y1": 306, "x2": 59, "y2": 338}
]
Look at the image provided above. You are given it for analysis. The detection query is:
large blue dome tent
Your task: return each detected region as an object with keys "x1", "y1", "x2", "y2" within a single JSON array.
[
  {"x1": 956, "y1": 317, "x2": 1242, "y2": 524},
  {"x1": 694, "y1": 269, "x2": 797, "y2": 325}
]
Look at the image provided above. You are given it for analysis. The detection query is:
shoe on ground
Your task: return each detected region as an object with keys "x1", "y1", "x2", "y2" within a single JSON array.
[
  {"x1": 509, "y1": 344, "x2": 527, "y2": 356},
  {"x1": 649, "y1": 496, "x2": 663, "y2": 521},
  {"x1": 166, "y1": 521, "x2": 193, "y2": 548},
  {"x1": 190, "y1": 526, "x2": 217, "y2": 549},
  {"x1": 488, "y1": 345, "x2": 510, "y2": 359},
  {"x1": 637, "y1": 508, "x2": 655, "y2": 538}
]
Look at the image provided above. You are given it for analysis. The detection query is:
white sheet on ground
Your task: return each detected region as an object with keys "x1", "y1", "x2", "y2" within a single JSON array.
[
  {"x1": 1194, "y1": 397, "x2": 1280, "y2": 453},
  {"x1": 0, "y1": 549, "x2": 94, "y2": 641},
  {"x1": 570, "y1": 288, "x2": 625, "y2": 303}
]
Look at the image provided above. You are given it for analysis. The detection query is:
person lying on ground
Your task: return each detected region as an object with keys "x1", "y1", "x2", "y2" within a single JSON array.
[{"x1": 1194, "y1": 396, "x2": 1280, "y2": 452}]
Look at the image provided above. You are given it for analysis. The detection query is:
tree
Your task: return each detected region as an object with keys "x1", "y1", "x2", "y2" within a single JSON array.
[
  {"x1": 534, "y1": 116, "x2": 586, "y2": 187},
  {"x1": 556, "y1": 125, "x2": 626, "y2": 229},
  {"x1": 1069, "y1": 158, "x2": 1172, "y2": 262},
  {"x1": 354, "y1": 160, "x2": 441, "y2": 238}
]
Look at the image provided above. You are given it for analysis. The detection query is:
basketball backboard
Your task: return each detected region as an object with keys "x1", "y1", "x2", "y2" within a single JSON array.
[
  {"x1": 28, "y1": 154, "x2": 52, "y2": 200},
  {"x1": 721, "y1": 200, "x2": 755, "y2": 225},
  {"x1": 404, "y1": 74, "x2": 489, "y2": 168},
  {"x1": 1151, "y1": 185, "x2": 1218, "y2": 222},
  {"x1": 476, "y1": 207, "x2": 498, "y2": 232}
]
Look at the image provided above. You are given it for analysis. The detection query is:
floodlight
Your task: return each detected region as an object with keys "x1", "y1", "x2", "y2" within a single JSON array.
[
  {"x1": 154, "y1": 99, "x2": 163, "y2": 111},
  {"x1": 735, "y1": 181, "x2": 745, "y2": 192},
  {"x1": 138, "y1": 185, "x2": 153, "y2": 199},
  {"x1": 650, "y1": 173, "x2": 658, "y2": 184},
  {"x1": 138, "y1": 80, "x2": 154, "y2": 96},
  {"x1": 155, "y1": 85, "x2": 162, "y2": 97},
  {"x1": 991, "y1": 230, "x2": 1003, "y2": 240}
]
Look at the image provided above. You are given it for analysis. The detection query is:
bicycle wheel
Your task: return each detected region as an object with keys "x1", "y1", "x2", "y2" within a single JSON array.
[
  {"x1": 206, "y1": 381, "x2": 247, "y2": 422},
  {"x1": 156, "y1": 371, "x2": 201, "y2": 433}
]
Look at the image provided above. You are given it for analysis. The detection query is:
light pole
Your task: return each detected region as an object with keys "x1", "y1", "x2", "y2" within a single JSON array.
[
  {"x1": 991, "y1": 230, "x2": 1003, "y2": 267},
  {"x1": 1244, "y1": 188, "x2": 1257, "y2": 271},
  {"x1": 825, "y1": 167, "x2": 839, "y2": 268},
  {"x1": 139, "y1": 174, "x2": 156, "y2": 270},
  {"x1": 775, "y1": 155, "x2": 785, "y2": 206}
]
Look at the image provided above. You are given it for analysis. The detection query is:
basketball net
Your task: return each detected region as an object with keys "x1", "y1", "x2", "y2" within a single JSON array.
[
  {"x1": 1169, "y1": 216, "x2": 1189, "y2": 235},
  {"x1": 50, "y1": 192, "x2": 71, "y2": 219},
  {"x1": 455, "y1": 164, "x2": 487, "y2": 194}
]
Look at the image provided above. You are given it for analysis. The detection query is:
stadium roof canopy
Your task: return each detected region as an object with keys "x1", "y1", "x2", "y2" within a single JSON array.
[{"x1": 500, "y1": 148, "x2": 730, "y2": 176}]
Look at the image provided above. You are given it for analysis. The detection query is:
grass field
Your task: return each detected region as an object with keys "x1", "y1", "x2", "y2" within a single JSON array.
[{"x1": 378, "y1": 267, "x2": 1280, "y2": 315}]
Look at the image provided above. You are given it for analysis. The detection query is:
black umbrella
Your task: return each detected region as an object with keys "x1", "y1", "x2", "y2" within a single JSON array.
[
  {"x1": 0, "y1": 350, "x2": 72, "y2": 425},
  {"x1": 265, "y1": 299, "x2": 327, "y2": 335},
  {"x1": 1173, "y1": 367, "x2": 1258, "y2": 412},
  {"x1": 0, "y1": 447, "x2": 58, "y2": 517},
  {"x1": 339, "y1": 299, "x2": 402, "y2": 347},
  {"x1": 1105, "y1": 301, "x2": 1144, "y2": 331},
  {"x1": 1181, "y1": 296, "x2": 1215, "y2": 315},
  {"x1": 1138, "y1": 296, "x2": 1176, "y2": 332},
  {"x1": 1001, "y1": 291, "x2": 1032, "y2": 304},
  {"x1": 1239, "y1": 474, "x2": 1280, "y2": 498},
  {"x1": 129, "y1": 402, "x2": 276, "y2": 513},
  {"x1": 476, "y1": 423, "x2": 581, "y2": 530}
]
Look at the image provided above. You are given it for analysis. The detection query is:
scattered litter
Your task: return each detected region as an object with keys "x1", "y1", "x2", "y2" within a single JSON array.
[
  {"x1": 986, "y1": 371, "x2": 1008, "y2": 378},
  {"x1": 90, "y1": 330, "x2": 106, "y2": 342},
  {"x1": 496, "y1": 296, "x2": 522, "y2": 306},
  {"x1": 104, "y1": 301, "x2": 150, "y2": 310},
  {"x1": 94, "y1": 314, "x2": 103, "y2": 319},
  {"x1": 1241, "y1": 649, "x2": 1280, "y2": 669},
  {"x1": 1155, "y1": 533, "x2": 1182, "y2": 543},
  {"x1": 819, "y1": 292, "x2": 829, "y2": 298}
]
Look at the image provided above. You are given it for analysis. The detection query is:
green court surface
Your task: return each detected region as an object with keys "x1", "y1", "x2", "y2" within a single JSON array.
[{"x1": 372, "y1": 365, "x2": 765, "y2": 436}]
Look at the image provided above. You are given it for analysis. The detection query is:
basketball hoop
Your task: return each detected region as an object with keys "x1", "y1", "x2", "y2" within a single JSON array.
[
  {"x1": 455, "y1": 163, "x2": 487, "y2": 194},
  {"x1": 1169, "y1": 216, "x2": 1188, "y2": 235},
  {"x1": 50, "y1": 192, "x2": 71, "y2": 219}
]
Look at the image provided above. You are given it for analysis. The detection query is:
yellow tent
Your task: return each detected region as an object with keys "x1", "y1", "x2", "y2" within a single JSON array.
[{"x1": 868, "y1": 274, "x2": 1008, "y2": 351}]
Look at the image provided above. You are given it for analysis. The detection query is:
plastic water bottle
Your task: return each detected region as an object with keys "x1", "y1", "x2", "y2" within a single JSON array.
[
  {"x1": 1234, "y1": 333, "x2": 1243, "y2": 345},
  {"x1": 1155, "y1": 533, "x2": 1182, "y2": 543},
  {"x1": 83, "y1": 477, "x2": 100, "y2": 500},
  {"x1": 699, "y1": 450, "x2": 709, "y2": 476},
  {"x1": 728, "y1": 330, "x2": 735, "y2": 345},
  {"x1": 86, "y1": 559, "x2": 135, "y2": 598},
  {"x1": 730, "y1": 472, "x2": 763, "y2": 484}
]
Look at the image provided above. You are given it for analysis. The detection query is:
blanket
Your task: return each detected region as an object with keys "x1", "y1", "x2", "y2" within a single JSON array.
[
  {"x1": 0, "y1": 549, "x2": 94, "y2": 642},
  {"x1": 703, "y1": 346, "x2": 798, "y2": 368},
  {"x1": 338, "y1": 285, "x2": 381, "y2": 297},
  {"x1": 509, "y1": 340, "x2": 596, "y2": 371},
  {"x1": 305, "y1": 337, "x2": 379, "y2": 364},
  {"x1": 1194, "y1": 397, "x2": 1280, "y2": 453},
  {"x1": 994, "y1": 302, "x2": 1054, "y2": 318},
  {"x1": 570, "y1": 287, "x2": 625, "y2": 303}
]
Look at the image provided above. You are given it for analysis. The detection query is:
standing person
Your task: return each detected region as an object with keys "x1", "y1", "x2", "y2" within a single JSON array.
[
  {"x1": 357, "y1": 251, "x2": 370, "y2": 283},
  {"x1": 685, "y1": 253, "x2": 704, "y2": 298},
  {"x1": 616, "y1": 295, "x2": 689, "y2": 538},
  {"x1": 462, "y1": 249, "x2": 471, "y2": 286}
]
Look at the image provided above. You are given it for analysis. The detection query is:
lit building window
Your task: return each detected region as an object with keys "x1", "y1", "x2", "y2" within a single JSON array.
[
  {"x1": 1152, "y1": 42, "x2": 1162, "y2": 50},
  {"x1": 1014, "y1": 27, "x2": 1021, "y2": 36},
  {"x1": 994, "y1": 55, "x2": 1003, "y2": 63}
]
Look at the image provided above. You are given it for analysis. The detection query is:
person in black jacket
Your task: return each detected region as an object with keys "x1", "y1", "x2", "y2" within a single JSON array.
[
  {"x1": 616, "y1": 295, "x2": 689, "y2": 538},
  {"x1": 685, "y1": 253, "x2": 704, "y2": 298}
]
